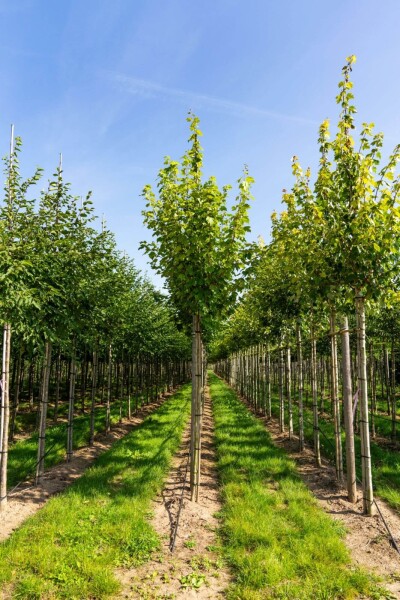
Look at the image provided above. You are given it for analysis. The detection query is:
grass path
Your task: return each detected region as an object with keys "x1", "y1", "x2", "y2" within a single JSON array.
[
  {"x1": 209, "y1": 373, "x2": 384, "y2": 600},
  {"x1": 0, "y1": 384, "x2": 191, "y2": 599},
  {"x1": 8, "y1": 396, "x2": 145, "y2": 490}
]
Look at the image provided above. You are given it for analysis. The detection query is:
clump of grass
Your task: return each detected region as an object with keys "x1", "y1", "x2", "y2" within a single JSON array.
[
  {"x1": 210, "y1": 373, "x2": 384, "y2": 600},
  {"x1": 0, "y1": 384, "x2": 191, "y2": 599}
]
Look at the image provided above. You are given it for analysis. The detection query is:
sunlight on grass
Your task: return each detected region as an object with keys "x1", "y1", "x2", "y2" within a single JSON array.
[
  {"x1": 0, "y1": 384, "x2": 191, "y2": 599},
  {"x1": 8, "y1": 394, "x2": 150, "y2": 490},
  {"x1": 210, "y1": 373, "x2": 384, "y2": 600}
]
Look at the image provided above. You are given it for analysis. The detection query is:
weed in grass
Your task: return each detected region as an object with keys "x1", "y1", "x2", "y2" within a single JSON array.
[
  {"x1": 183, "y1": 537, "x2": 196, "y2": 549},
  {"x1": 205, "y1": 543, "x2": 221, "y2": 552},
  {"x1": 179, "y1": 571, "x2": 207, "y2": 589},
  {"x1": 190, "y1": 555, "x2": 213, "y2": 571}
]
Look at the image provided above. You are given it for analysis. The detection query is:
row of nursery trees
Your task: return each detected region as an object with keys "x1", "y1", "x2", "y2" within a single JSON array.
[
  {"x1": 0, "y1": 128, "x2": 191, "y2": 511},
  {"x1": 211, "y1": 56, "x2": 400, "y2": 515}
]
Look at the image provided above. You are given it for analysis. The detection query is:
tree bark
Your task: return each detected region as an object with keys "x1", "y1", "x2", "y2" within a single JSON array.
[
  {"x1": 278, "y1": 343, "x2": 284, "y2": 433},
  {"x1": 286, "y1": 344, "x2": 293, "y2": 439},
  {"x1": 106, "y1": 344, "x2": 112, "y2": 434},
  {"x1": 330, "y1": 309, "x2": 343, "y2": 481},
  {"x1": 0, "y1": 323, "x2": 11, "y2": 510},
  {"x1": 67, "y1": 345, "x2": 76, "y2": 462},
  {"x1": 190, "y1": 314, "x2": 203, "y2": 502},
  {"x1": 36, "y1": 340, "x2": 52, "y2": 484},
  {"x1": 355, "y1": 291, "x2": 375, "y2": 515},
  {"x1": 296, "y1": 321, "x2": 304, "y2": 452},
  {"x1": 89, "y1": 349, "x2": 98, "y2": 446},
  {"x1": 311, "y1": 324, "x2": 321, "y2": 467},
  {"x1": 341, "y1": 316, "x2": 357, "y2": 503}
]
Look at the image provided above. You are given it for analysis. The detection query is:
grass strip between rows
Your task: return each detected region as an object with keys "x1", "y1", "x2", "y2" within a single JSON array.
[
  {"x1": 8, "y1": 394, "x2": 150, "y2": 490},
  {"x1": 0, "y1": 383, "x2": 191, "y2": 599},
  {"x1": 209, "y1": 373, "x2": 385, "y2": 600},
  {"x1": 266, "y1": 387, "x2": 400, "y2": 513}
]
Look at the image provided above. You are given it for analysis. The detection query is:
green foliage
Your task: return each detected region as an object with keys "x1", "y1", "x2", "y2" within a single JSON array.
[{"x1": 141, "y1": 113, "x2": 253, "y2": 324}]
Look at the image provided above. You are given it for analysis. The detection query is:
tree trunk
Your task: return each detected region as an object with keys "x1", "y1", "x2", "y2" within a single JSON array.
[
  {"x1": 341, "y1": 316, "x2": 357, "y2": 503},
  {"x1": 384, "y1": 344, "x2": 390, "y2": 415},
  {"x1": 286, "y1": 344, "x2": 293, "y2": 439},
  {"x1": 278, "y1": 343, "x2": 284, "y2": 433},
  {"x1": 296, "y1": 321, "x2": 304, "y2": 452},
  {"x1": 53, "y1": 352, "x2": 61, "y2": 423},
  {"x1": 36, "y1": 340, "x2": 52, "y2": 484},
  {"x1": 106, "y1": 344, "x2": 112, "y2": 434},
  {"x1": 391, "y1": 339, "x2": 396, "y2": 441},
  {"x1": 89, "y1": 349, "x2": 98, "y2": 446},
  {"x1": 330, "y1": 309, "x2": 343, "y2": 481},
  {"x1": 311, "y1": 324, "x2": 321, "y2": 467},
  {"x1": 0, "y1": 323, "x2": 11, "y2": 510},
  {"x1": 266, "y1": 344, "x2": 271, "y2": 419},
  {"x1": 355, "y1": 291, "x2": 375, "y2": 515},
  {"x1": 10, "y1": 344, "x2": 22, "y2": 443},
  {"x1": 67, "y1": 346, "x2": 76, "y2": 462},
  {"x1": 190, "y1": 314, "x2": 203, "y2": 502}
]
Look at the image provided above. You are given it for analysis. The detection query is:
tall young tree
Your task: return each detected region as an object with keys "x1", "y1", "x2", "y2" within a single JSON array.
[
  {"x1": 0, "y1": 130, "x2": 42, "y2": 508},
  {"x1": 141, "y1": 114, "x2": 253, "y2": 500}
]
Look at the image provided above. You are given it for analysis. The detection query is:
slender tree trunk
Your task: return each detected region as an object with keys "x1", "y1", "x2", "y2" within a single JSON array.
[
  {"x1": 89, "y1": 349, "x2": 98, "y2": 446},
  {"x1": 391, "y1": 339, "x2": 396, "y2": 441},
  {"x1": 355, "y1": 291, "x2": 375, "y2": 515},
  {"x1": 266, "y1": 344, "x2": 271, "y2": 419},
  {"x1": 0, "y1": 323, "x2": 11, "y2": 510},
  {"x1": 278, "y1": 343, "x2": 284, "y2": 433},
  {"x1": 341, "y1": 316, "x2": 357, "y2": 503},
  {"x1": 384, "y1": 344, "x2": 390, "y2": 415},
  {"x1": 106, "y1": 344, "x2": 112, "y2": 434},
  {"x1": 311, "y1": 323, "x2": 321, "y2": 467},
  {"x1": 330, "y1": 309, "x2": 343, "y2": 481},
  {"x1": 296, "y1": 321, "x2": 304, "y2": 452},
  {"x1": 190, "y1": 314, "x2": 203, "y2": 502},
  {"x1": 286, "y1": 344, "x2": 293, "y2": 439},
  {"x1": 67, "y1": 345, "x2": 76, "y2": 462},
  {"x1": 53, "y1": 352, "x2": 61, "y2": 423},
  {"x1": 36, "y1": 340, "x2": 52, "y2": 484},
  {"x1": 10, "y1": 344, "x2": 22, "y2": 443}
]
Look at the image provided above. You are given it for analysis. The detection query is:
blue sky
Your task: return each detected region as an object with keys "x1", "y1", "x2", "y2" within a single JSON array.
[{"x1": 1, "y1": 0, "x2": 400, "y2": 287}]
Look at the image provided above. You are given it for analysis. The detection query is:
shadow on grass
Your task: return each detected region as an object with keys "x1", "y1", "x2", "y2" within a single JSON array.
[
  {"x1": 210, "y1": 373, "x2": 381, "y2": 600},
  {"x1": 0, "y1": 384, "x2": 191, "y2": 600},
  {"x1": 8, "y1": 395, "x2": 156, "y2": 490}
]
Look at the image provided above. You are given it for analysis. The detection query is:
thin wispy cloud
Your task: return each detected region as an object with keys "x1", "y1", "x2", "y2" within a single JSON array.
[{"x1": 105, "y1": 71, "x2": 318, "y2": 126}]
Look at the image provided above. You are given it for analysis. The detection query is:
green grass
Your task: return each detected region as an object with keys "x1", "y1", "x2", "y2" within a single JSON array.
[
  {"x1": 210, "y1": 373, "x2": 384, "y2": 600},
  {"x1": 264, "y1": 385, "x2": 400, "y2": 514},
  {"x1": 0, "y1": 384, "x2": 191, "y2": 599},
  {"x1": 8, "y1": 393, "x2": 152, "y2": 490}
]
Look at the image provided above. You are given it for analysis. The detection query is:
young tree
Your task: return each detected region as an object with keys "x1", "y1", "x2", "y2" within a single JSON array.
[{"x1": 141, "y1": 114, "x2": 253, "y2": 500}]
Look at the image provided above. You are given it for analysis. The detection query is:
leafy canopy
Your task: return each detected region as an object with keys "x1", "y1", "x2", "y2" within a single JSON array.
[{"x1": 141, "y1": 113, "x2": 253, "y2": 323}]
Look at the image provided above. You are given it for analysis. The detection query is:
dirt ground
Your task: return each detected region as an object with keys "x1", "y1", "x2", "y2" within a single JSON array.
[
  {"x1": 247, "y1": 401, "x2": 400, "y2": 598},
  {"x1": 0, "y1": 395, "x2": 168, "y2": 542},
  {"x1": 116, "y1": 390, "x2": 231, "y2": 599}
]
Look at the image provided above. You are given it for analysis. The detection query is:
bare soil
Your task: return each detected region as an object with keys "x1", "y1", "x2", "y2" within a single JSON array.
[
  {"x1": 116, "y1": 390, "x2": 231, "y2": 599},
  {"x1": 0, "y1": 395, "x2": 169, "y2": 542},
  {"x1": 245, "y1": 400, "x2": 400, "y2": 597}
]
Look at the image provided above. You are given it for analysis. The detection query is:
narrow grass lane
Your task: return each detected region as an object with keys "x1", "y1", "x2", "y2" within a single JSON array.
[
  {"x1": 8, "y1": 396, "x2": 147, "y2": 490},
  {"x1": 0, "y1": 384, "x2": 191, "y2": 599},
  {"x1": 210, "y1": 373, "x2": 383, "y2": 600}
]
